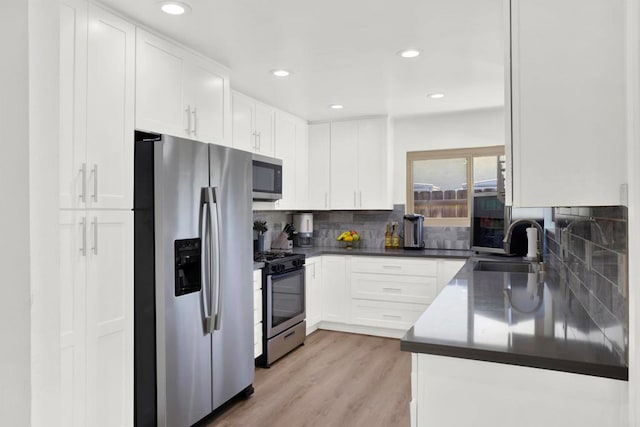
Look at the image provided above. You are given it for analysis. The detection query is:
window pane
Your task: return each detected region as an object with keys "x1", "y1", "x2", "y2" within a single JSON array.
[
  {"x1": 473, "y1": 156, "x2": 498, "y2": 193},
  {"x1": 412, "y1": 157, "x2": 468, "y2": 218}
]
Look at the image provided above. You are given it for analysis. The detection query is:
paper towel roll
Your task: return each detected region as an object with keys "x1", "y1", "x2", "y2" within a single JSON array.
[{"x1": 526, "y1": 227, "x2": 538, "y2": 258}]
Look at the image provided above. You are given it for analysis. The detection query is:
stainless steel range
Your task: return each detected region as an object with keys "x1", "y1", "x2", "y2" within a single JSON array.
[{"x1": 255, "y1": 252, "x2": 306, "y2": 367}]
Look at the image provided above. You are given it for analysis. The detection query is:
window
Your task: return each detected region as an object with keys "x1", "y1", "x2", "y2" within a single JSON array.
[{"x1": 406, "y1": 146, "x2": 505, "y2": 226}]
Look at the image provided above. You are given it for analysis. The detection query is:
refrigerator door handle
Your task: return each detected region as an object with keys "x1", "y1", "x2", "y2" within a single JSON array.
[
  {"x1": 209, "y1": 186, "x2": 223, "y2": 331},
  {"x1": 200, "y1": 188, "x2": 212, "y2": 333}
]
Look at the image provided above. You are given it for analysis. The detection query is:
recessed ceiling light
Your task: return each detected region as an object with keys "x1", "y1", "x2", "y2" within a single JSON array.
[
  {"x1": 329, "y1": 104, "x2": 344, "y2": 110},
  {"x1": 427, "y1": 93, "x2": 445, "y2": 99},
  {"x1": 398, "y1": 48, "x2": 421, "y2": 58},
  {"x1": 159, "y1": 1, "x2": 191, "y2": 15},
  {"x1": 271, "y1": 69, "x2": 291, "y2": 78}
]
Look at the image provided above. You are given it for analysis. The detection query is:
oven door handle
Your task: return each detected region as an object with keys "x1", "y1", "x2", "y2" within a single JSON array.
[
  {"x1": 209, "y1": 186, "x2": 223, "y2": 331},
  {"x1": 199, "y1": 188, "x2": 212, "y2": 334}
]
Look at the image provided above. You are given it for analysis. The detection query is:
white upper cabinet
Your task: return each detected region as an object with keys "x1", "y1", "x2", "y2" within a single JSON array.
[
  {"x1": 356, "y1": 118, "x2": 391, "y2": 209},
  {"x1": 507, "y1": 0, "x2": 627, "y2": 207},
  {"x1": 136, "y1": 29, "x2": 231, "y2": 146},
  {"x1": 232, "y1": 91, "x2": 275, "y2": 156},
  {"x1": 60, "y1": 1, "x2": 134, "y2": 210},
  {"x1": 330, "y1": 118, "x2": 392, "y2": 210},
  {"x1": 308, "y1": 123, "x2": 331, "y2": 210},
  {"x1": 274, "y1": 111, "x2": 309, "y2": 210},
  {"x1": 330, "y1": 121, "x2": 359, "y2": 209}
]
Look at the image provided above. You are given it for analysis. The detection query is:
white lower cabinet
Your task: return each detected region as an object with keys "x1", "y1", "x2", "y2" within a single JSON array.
[
  {"x1": 59, "y1": 210, "x2": 133, "y2": 427},
  {"x1": 321, "y1": 255, "x2": 351, "y2": 324},
  {"x1": 253, "y1": 269, "x2": 263, "y2": 359},
  {"x1": 350, "y1": 299, "x2": 429, "y2": 330},
  {"x1": 305, "y1": 257, "x2": 322, "y2": 334},
  {"x1": 312, "y1": 255, "x2": 466, "y2": 336}
]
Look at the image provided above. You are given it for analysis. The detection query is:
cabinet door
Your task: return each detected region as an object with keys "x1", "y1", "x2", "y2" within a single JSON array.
[
  {"x1": 59, "y1": 211, "x2": 87, "y2": 427},
  {"x1": 59, "y1": 0, "x2": 87, "y2": 209},
  {"x1": 85, "y1": 211, "x2": 133, "y2": 427},
  {"x1": 305, "y1": 257, "x2": 322, "y2": 332},
  {"x1": 294, "y1": 120, "x2": 309, "y2": 208},
  {"x1": 357, "y1": 118, "x2": 390, "y2": 209},
  {"x1": 184, "y1": 58, "x2": 228, "y2": 145},
  {"x1": 135, "y1": 29, "x2": 186, "y2": 138},
  {"x1": 274, "y1": 111, "x2": 297, "y2": 209},
  {"x1": 509, "y1": 0, "x2": 627, "y2": 207},
  {"x1": 231, "y1": 91, "x2": 256, "y2": 152},
  {"x1": 85, "y1": 5, "x2": 134, "y2": 209},
  {"x1": 321, "y1": 256, "x2": 350, "y2": 323},
  {"x1": 254, "y1": 102, "x2": 275, "y2": 156},
  {"x1": 330, "y1": 121, "x2": 359, "y2": 209},
  {"x1": 308, "y1": 123, "x2": 331, "y2": 209}
]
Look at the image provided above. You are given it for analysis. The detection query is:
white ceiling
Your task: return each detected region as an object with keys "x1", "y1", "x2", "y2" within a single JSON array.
[{"x1": 99, "y1": 0, "x2": 505, "y2": 122}]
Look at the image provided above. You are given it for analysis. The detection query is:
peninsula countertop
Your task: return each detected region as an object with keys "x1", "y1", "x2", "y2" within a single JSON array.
[{"x1": 400, "y1": 258, "x2": 628, "y2": 380}]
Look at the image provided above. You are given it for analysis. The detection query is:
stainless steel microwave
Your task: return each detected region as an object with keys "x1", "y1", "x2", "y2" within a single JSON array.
[{"x1": 252, "y1": 153, "x2": 282, "y2": 201}]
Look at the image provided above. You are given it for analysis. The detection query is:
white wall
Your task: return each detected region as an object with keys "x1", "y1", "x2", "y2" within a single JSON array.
[
  {"x1": 29, "y1": 0, "x2": 60, "y2": 425},
  {"x1": 0, "y1": 2, "x2": 32, "y2": 425},
  {"x1": 391, "y1": 107, "x2": 505, "y2": 205}
]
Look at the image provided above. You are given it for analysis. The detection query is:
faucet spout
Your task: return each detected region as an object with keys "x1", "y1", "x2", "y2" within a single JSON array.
[{"x1": 503, "y1": 218, "x2": 544, "y2": 262}]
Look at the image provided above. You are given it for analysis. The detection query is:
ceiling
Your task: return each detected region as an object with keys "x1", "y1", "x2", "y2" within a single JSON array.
[{"x1": 99, "y1": 0, "x2": 505, "y2": 122}]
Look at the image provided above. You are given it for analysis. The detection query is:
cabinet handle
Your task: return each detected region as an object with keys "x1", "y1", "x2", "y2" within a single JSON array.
[
  {"x1": 91, "y1": 164, "x2": 98, "y2": 202},
  {"x1": 382, "y1": 287, "x2": 402, "y2": 293},
  {"x1": 79, "y1": 163, "x2": 87, "y2": 203},
  {"x1": 382, "y1": 265, "x2": 402, "y2": 270},
  {"x1": 382, "y1": 314, "x2": 402, "y2": 320},
  {"x1": 79, "y1": 217, "x2": 87, "y2": 256},
  {"x1": 252, "y1": 132, "x2": 257, "y2": 150},
  {"x1": 185, "y1": 105, "x2": 192, "y2": 133},
  {"x1": 91, "y1": 217, "x2": 98, "y2": 255},
  {"x1": 192, "y1": 107, "x2": 197, "y2": 136},
  {"x1": 257, "y1": 132, "x2": 261, "y2": 151}
]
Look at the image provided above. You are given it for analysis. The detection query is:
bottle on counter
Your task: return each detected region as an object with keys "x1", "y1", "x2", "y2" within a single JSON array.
[
  {"x1": 391, "y1": 221, "x2": 400, "y2": 249},
  {"x1": 384, "y1": 223, "x2": 392, "y2": 249}
]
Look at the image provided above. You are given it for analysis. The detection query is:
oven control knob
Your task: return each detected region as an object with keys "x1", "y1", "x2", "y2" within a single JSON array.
[
  {"x1": 271, "y1": 265, "x2": 278, "y2": 273},
  {"x1": 278, "y1": 265, "x2": 285, "y2": 272}
]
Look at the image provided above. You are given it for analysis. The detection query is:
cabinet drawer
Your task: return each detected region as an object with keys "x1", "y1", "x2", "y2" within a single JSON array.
[
  {"x1": 351, "y1": 273, "x2": 438, "y2": 305},
  {"x1": 351, "y1": 257, "x2": 437, "y2": 276},
  {"x1": 351, "y1": 299, "x2": 427, "y2": 330},
  {"x1": 254, "y1": 323, "x2": 262, "y2": 346},
  {"x1": 253, "y1": 270, "x2": 262, "y2": 291}
]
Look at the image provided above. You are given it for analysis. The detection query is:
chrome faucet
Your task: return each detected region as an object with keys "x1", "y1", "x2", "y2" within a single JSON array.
[{"x1": 503, "y1": 219, "x2": 544, "y2": 263}]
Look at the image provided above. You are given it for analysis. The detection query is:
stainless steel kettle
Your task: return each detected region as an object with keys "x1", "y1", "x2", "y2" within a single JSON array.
[{"x1": 403, "y1": 214, "x2": 425, "y2": 249}]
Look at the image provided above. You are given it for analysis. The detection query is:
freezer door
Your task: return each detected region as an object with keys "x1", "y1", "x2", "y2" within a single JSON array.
[
  {"x1": 208, "y1": 144, "x2": 255, "y2": 409},
  {"x1": 154, "y1": 135, "x2": 212, "y2": 427}
]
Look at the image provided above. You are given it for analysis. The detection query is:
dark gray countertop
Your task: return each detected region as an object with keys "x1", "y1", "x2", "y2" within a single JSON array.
[
  {"x1": 253, "y1": 247, "x2": 470, "y2": 270},
  {"x1": 290, "y1": 246, "x2": 473, "y2": 259},
  {"x1": 400, "y1": 258, "x2": 628, "y2": 380}
]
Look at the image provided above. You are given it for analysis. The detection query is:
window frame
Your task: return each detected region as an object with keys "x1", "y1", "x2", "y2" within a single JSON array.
[{"x1": 406, "y1": 145, "x2": 505, "y2": 227}]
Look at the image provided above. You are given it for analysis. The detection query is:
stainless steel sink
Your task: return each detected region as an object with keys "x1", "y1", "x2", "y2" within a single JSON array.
[{"x1": 473, "y1": 260, "x2": 533, "y2": 273}]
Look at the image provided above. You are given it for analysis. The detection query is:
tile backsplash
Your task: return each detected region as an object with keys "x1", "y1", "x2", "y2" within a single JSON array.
[
  {"x1": 253, "y1": 205, "x2": 470, "y2": 249},
  {"x1": 546, "y1": 206, "x2": 628, "y2": 362}
]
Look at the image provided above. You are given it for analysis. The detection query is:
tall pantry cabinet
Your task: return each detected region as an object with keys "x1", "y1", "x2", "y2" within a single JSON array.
[{"x1": 59, "y1": 1, "x2": 134, "y2": 426}]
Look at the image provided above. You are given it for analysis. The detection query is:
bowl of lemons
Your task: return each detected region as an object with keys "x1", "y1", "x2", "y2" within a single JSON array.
[{"x1": 336, "y1": 230, "x2": 361, "y2": 249}]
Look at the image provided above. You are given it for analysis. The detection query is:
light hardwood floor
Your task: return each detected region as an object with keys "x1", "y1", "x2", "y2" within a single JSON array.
[{"x1": 205, "y1": 330, "x2": 411, "y2": 427}]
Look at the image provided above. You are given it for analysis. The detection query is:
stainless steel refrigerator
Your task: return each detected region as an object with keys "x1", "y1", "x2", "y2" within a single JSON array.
[{"x1": 134, "y1": 132, "x2": 254, "y2": 427}]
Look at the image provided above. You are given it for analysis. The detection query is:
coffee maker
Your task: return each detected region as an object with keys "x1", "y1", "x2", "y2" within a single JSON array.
[
  {"x1": 293, "y1": 213, "x2": 313, "y2": 248},
  {"x1": 403, "y1": 214, "x2": 425, "y2": 249}
]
